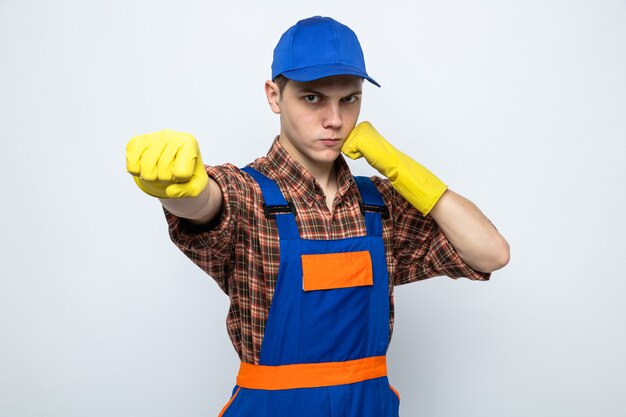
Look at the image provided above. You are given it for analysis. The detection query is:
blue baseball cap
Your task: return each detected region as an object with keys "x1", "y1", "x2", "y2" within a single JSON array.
[{"x1": 271, "y1": 16, "x2": 380, "y2": 87}]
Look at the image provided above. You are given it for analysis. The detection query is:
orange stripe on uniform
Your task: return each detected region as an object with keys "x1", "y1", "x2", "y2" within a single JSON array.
[
  {"x1": 236, "y1": 356, "x2": 387, "y2": 390},
  {"x1": 301, "y1": 250, "x2": 373, "y2": 291}
]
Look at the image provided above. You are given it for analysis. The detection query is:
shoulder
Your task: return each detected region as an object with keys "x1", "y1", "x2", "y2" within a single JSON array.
[
  {"x1": 360, "y1": 175, "x2": 397, "y2": 210},
  {"x1": 202, "y1": 162, "x2": 267, "y2": 225},
  {"x1": 365, "y1": 175, "x2": 435, "y2": 230}
]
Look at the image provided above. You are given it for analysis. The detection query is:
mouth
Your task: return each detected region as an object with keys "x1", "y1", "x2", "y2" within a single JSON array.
[{"x1": 319, "y1": 138, "x2": 342, "y2": 146}]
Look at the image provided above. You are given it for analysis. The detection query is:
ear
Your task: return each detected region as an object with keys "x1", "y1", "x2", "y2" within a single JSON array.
[{"x1": 265, "y1": 80, "x2": 281, "y2": 114}]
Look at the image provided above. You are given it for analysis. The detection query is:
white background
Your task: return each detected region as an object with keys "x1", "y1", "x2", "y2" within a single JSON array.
[{"x1": 1, "y1": 1, "x2": 625, "y2": 416}]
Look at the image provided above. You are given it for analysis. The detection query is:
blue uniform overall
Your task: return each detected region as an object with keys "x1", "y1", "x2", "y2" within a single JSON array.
[{"x1": 218, "y1": 167, "x2": 400, "y2": 417}]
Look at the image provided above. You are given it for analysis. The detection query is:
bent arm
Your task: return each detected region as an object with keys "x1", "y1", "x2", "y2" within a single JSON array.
[
  {"x1": 342, "y1": 122, "x2": 509, "y2": 273},
  {"x1": 429, "y1": 189, "x2": 510, "y2": 273},
  {"x1": 159, "y1": 176, "x2": 223, "y2": 224}
]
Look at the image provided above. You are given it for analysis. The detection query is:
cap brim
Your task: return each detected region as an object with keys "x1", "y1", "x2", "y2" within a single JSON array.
[{"x1": 280, "y1": 64, "x2": 381, "y2": 87}]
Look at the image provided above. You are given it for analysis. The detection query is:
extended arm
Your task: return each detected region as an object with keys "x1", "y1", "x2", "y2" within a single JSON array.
[{"x1": 343, "y1": 122, "x2": 509, "y2": 273}]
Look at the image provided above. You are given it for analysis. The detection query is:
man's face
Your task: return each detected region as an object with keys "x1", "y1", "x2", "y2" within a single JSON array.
[{"x1": 265, "y1": 75, "x2": 363, "y2": 173}]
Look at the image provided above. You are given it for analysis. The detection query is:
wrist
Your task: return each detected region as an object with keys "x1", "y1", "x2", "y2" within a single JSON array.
[{"x1": 159, "y1": 185, "x2": 212, "y2": 220}]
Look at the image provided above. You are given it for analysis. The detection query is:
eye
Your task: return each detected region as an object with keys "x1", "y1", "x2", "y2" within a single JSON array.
[
  {"x1": 304, "y1": 95, "x2": 320, "y2": 103},
  {"x1": 342, "y1": 95, "x2": 359, "y2": 104}
]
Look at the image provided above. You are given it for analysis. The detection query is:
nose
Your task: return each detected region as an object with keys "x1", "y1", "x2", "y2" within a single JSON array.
[{"x1": 322, "y1": 102, "x2": 342, "y2": 130}]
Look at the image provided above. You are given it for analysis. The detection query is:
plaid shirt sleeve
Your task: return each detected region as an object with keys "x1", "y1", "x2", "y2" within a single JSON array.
[
  {"x1": 371, "y1": 177, "x2": 491, "y2": 285},
  {"x1": 163, "y1": 163, "x2": 246, "y2": 294}
]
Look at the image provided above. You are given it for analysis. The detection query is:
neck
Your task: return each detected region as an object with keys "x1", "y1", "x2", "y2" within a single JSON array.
[
  {"x1": 306, "y1": 160, "x2": 336, "y2": 189},
  {"x1": 313, "y1": 164, "x2": 338, "y2": 213},
  {"x1": 313, "y1": 164, "x2": 337, "y2": 193},
  {"x1": 298, "y1": 158, "x2": 338, "y2": 207}
]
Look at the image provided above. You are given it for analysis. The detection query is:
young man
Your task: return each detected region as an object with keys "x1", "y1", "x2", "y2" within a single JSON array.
[{"x1": 126, "y1": 16, "x2": 509, "y2": 417}]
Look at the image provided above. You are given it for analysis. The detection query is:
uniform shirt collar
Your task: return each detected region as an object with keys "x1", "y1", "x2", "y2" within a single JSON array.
[{"x1": 265, "y1": 136, "x2": 354, "y2": 200}]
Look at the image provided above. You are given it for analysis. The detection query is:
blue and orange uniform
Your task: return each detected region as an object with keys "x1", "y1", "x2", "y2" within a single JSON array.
[{"x1": 218, "y1": 167, "x2": 400, "y2": 416}]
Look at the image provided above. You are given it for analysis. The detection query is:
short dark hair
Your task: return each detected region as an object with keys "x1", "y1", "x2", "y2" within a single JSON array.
[{"x1": 273, "y1": 75, "x2": 289, "y2": 95}]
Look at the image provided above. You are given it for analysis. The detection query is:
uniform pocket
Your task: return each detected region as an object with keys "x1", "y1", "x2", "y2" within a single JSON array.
[
  {"x1": 387, "y1": 382, "x2": 401, "y2": 416},
  {"x1": 217, "y1": 387, "x2": 268, "y2": 417},
  {"x1": 301, "y1": 250, "x2": 373, "y2": 291},
  {"x1": 376, "y1": 378, "x2": 401, "y2": 416},
  {"x1": 389, "y1": 384, "x2": 401, "y2": 401},
  {"x1": 218, "y1": 387, "x2": 241, "y2": 417}
]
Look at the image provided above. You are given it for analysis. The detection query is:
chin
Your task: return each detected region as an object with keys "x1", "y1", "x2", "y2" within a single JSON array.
[
  {"x1": 315, "y1": 151, "x2": 341, "y2": 164},
  {"x1": 318, "y1": 149, "x2": 341, "y2": 158}
]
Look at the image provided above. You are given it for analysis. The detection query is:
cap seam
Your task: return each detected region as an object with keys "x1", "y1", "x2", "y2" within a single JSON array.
[
  {"x1": 287, "y1": 25, "x2": 296, "y2": 70},
  {"x1": 326, "y1": 17, "x2": 340, "y2": 63},
  {"x1": 284, "y1": 63, "x2": 365, "y2": 73}
]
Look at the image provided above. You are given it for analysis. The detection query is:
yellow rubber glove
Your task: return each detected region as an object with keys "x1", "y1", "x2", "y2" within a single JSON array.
[
  {"x1": 342, "y1": 121, "x2": 447, "y2": 216},
  {"x1": 125, "y1": 130, "x2": 208, "y2": 198}
]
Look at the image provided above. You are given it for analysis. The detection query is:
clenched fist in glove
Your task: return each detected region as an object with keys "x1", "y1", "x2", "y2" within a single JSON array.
[
  {"x1": 342, "y1": 122, "x2": 447, "y2": 216},
  {"x1": 125, "y1": 130, "x2": 209, "y2": 199}
]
